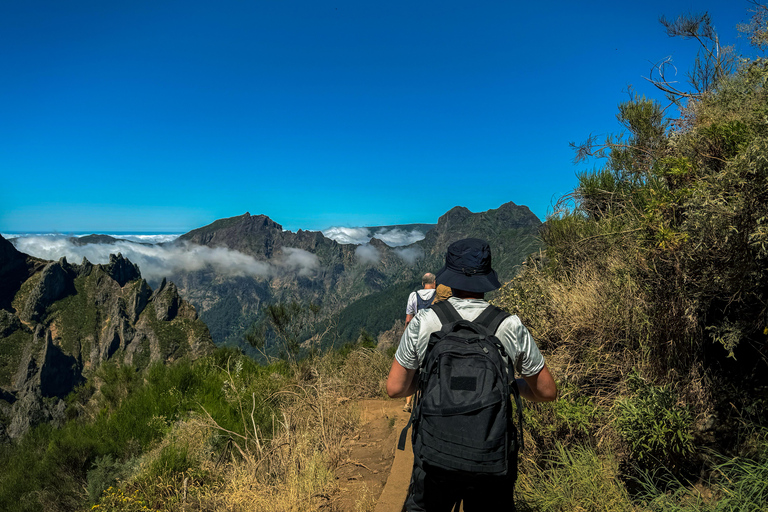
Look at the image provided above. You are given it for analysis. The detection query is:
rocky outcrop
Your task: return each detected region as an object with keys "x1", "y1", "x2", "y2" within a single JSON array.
[
  {"x1": 19, "y1": 258, "x2": 74, "y2": 323},
  {"x1": 0, "y1": 247, "x2": 215, "y2": 441},
  {"x1": 376, "y1": 319, "x2": 406, "y2": 354},
  {"x1": 104, "y1": 253, "x2": 141, "y2": 287},
  {"x1": 0, "y1": 235, "x2": 45, "y2": 312}
]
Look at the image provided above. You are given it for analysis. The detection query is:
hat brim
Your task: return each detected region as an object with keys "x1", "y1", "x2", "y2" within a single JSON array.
[{"x1": 435, "y1": 265, "x2": 501, "y2": 293}]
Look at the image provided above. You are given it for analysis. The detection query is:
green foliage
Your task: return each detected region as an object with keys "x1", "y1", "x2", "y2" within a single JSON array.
[
  {"x1": 524, "y1": 387, "x2": 602, "y2": 457},
  {"x1": 334, "y1": 279, "x2": 420, "y2": 343},
  {"x1": 636, "y1": 454, "x2": 768, "y2": 511},
  {"x1": 87, "y1": 454, "x2": 132, "y2": 504},
  {"x1": 47, "y1": 274, "x2": 98, "y2": 357},
  {"x1": 147, "y1": 444, "x2": 191, "y2": 478},
  {"x1": 614, "y1": 373, "x2": 693, "y2": 466}
]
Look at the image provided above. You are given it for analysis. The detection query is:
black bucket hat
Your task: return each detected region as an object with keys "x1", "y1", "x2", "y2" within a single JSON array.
[{"x1": 435, "y1": 238, "x2": 501, "y2": 293}]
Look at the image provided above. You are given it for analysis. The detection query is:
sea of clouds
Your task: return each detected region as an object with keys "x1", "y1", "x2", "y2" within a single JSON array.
[
  {"x1": 4, "y1": 226, "x2": 425, "y2": 283},
  {"x1": 321, "y1": 226, "x2": 426, "y2": 246},
  {"x1": 6, "y1": 234, "x2": 319, "y2": 283}
]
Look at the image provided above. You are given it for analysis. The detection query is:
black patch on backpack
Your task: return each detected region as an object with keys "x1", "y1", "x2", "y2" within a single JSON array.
[{"x1": 451, "y1": 376, "x2": 477, "y2": 391}]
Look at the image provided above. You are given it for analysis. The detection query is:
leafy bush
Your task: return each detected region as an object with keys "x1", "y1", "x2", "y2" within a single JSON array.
[{"x1": 614, "y1": 373, "x2": 693, "y2": 466}]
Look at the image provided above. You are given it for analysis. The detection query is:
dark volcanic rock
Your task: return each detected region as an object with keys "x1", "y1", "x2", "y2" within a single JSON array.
[
  {"x1": 178, "y1": 212, "x2": 285, "y2": 257},
  {"x1": 70, "y1": 234, "x2": 119, "y2": 246},
  {"x1": 39, "y1": 330, "x2": 82, "y2": 398},
  {"x1": 0, "y1": 235, "x2": 41, "y2": 311},
  {"x1": 12, "y1": 326, "x2": 79, "y2": 397},
  {"x1": 127, "y1": 279, "x2": 153, "y2": 323},
  {"x1": 167, "y1": 202, "x2": 544, "y2": 348},
  {"x1": 153, "y1": 278, "x2": 178, "y2": 321}
]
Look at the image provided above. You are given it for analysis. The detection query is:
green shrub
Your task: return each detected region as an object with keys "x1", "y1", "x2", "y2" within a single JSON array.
[
  {"x1": 87, "y1": 454, "x2": 132, "y2": 504},
  {"x1": 525, "y1": 384, "x2": 602, "y2": 448},
  {"x1": 614, "y1": 373, "x2": 693, "y2": 466}
]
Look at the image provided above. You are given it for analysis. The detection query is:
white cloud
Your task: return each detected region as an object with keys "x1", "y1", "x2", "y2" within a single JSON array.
[
  {"x1": 372, "y1": 228, "x2": 426, "y2": 246},
  {"x1": 280, "y1": 247, "x2": 319, "y2": 276},
  {"x1": 355, "y1": 244, "x2": 381, "y2": 265},
  {"x1": 394, "y1": 246, "x2": 424, "y2": 265},
  {"x1": 103, "y1": 234, "x2": 181, "y2": 244},
  {"x1": 322, "y1": 226, "x2": 426, "y2": 247},
  {"x1": 322, "y1": 227, "x2": 372, "y2": 245},
  {"x1": 3, "y1": 233, "x2": 180, "y2": 245},
  {"x1": 10, "y1": 236, "x2": 274, "y2": 283}
]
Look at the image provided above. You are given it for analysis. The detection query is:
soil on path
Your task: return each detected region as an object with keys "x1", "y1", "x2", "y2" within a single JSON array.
[{"x1": 333, "y1": 398, "x2": 413, "y2": 512}]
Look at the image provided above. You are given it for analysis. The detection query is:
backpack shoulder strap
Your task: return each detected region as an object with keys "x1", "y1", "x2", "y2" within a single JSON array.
[
  {"x1": 476, "y1": 305, "x2": 525, "y2": 452},
  {"x1": 430, "y1": 299, "x2": 461, "y2": 326},
  {"x1": 473, "y1": 304, "x2": 511, "y2": 335}
]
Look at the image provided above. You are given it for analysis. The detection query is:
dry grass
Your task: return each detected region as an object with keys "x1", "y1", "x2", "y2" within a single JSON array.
[
  {"x1": 495, "y1": 252, "x2": 650, "y2": 402},
  {"x1": 162, "y1": 349, "x2": 380, "y2": 512},
  {"x1": 91, "y1": 348, "x2": 389, "y2": 511},
  {"x1": 201, "y1": 370, "x2": 361, "y2": 511},
  {"x1": 338, "y1": 348, "x2": 391, "y2": 399}
]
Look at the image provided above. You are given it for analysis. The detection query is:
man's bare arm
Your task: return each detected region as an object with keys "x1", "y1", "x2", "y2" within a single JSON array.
[
  {"x1": 405, "y1": 314, "x2": 414, "y2": 326},
  {"x1": 386, "y1": 359, "x2": 418, "y2": 398},
  {"x1": 517, "y1": 364, "x2": 557, "y2": 402}
]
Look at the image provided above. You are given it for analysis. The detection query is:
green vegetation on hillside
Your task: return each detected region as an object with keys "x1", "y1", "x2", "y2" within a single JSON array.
[
  {"x1": 492, "y1": 9, "x2": 768, "y2": 510},
  {"x1": 334, "y1": 278, "x2": 420, "y2": 342},
  {"x1": 0, "y1": 346, "x2": 392, "y2": 512}
]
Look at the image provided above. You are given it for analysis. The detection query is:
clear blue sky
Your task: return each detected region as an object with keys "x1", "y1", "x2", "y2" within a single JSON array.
[{"x1": 0, "y1": 1, "x2": 755, "y2": 233}]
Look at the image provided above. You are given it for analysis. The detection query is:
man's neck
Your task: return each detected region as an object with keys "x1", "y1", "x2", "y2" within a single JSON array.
[{"x1": 451, "y1": 289, "x2": 485, "y2": 300}]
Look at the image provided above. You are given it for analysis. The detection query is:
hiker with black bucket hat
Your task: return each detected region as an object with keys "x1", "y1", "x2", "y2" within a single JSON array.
[{"x1": 387, "y1": 238, "x2": 557, "y2": 511}]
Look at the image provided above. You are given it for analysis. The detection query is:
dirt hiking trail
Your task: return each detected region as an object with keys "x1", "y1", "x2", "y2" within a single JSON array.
[{"x1": 334, "y1": 399, "x2": 413, "y2": 512}]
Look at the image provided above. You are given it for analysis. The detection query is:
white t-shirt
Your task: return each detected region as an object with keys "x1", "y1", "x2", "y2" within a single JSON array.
[
  {"x1": 395, "y1": 296, "x2": 546, "y2": 378},
  {"x1": 406, "y1": 289, "x2": 436, "y2": 315}
]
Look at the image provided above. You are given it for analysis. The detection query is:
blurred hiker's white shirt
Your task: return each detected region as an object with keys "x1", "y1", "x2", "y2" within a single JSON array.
[{"x1": 406, "y1": 289, "x2": 436, "y2": 315}]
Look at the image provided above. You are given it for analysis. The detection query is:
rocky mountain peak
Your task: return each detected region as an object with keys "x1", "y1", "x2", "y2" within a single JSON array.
[
  {"x1": 105, "y1": 253, "x2": 141, "y2": 287},
  {"x1": 439, "y1": 205, "x2": 472, "y2": 225},
  {"x1": 0, "y1": 234, "x2": 24, "y2": 270}
]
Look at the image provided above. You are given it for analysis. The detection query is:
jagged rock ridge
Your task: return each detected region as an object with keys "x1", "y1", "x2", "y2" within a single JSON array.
[{"x1": 0, "y1": 237, "x2": 214, "y2": 441}]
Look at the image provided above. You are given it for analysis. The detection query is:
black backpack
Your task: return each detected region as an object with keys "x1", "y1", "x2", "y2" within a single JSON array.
[{"x1": 398, "y1": 300, "x2": 524, "y2": 477}]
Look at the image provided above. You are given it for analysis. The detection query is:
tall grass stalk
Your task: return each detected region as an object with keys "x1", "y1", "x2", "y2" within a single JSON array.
[{"x1": 636, "y1": 455, "x2": 768, "y2": 512}]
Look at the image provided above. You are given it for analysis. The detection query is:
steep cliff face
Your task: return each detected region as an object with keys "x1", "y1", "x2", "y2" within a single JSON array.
[
  {"x1": 0, "y1": 237, "x2": 214, "y2": 441},
  {"x1": 0, "y1": 235, "x2": 46, "y2": 312}
]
